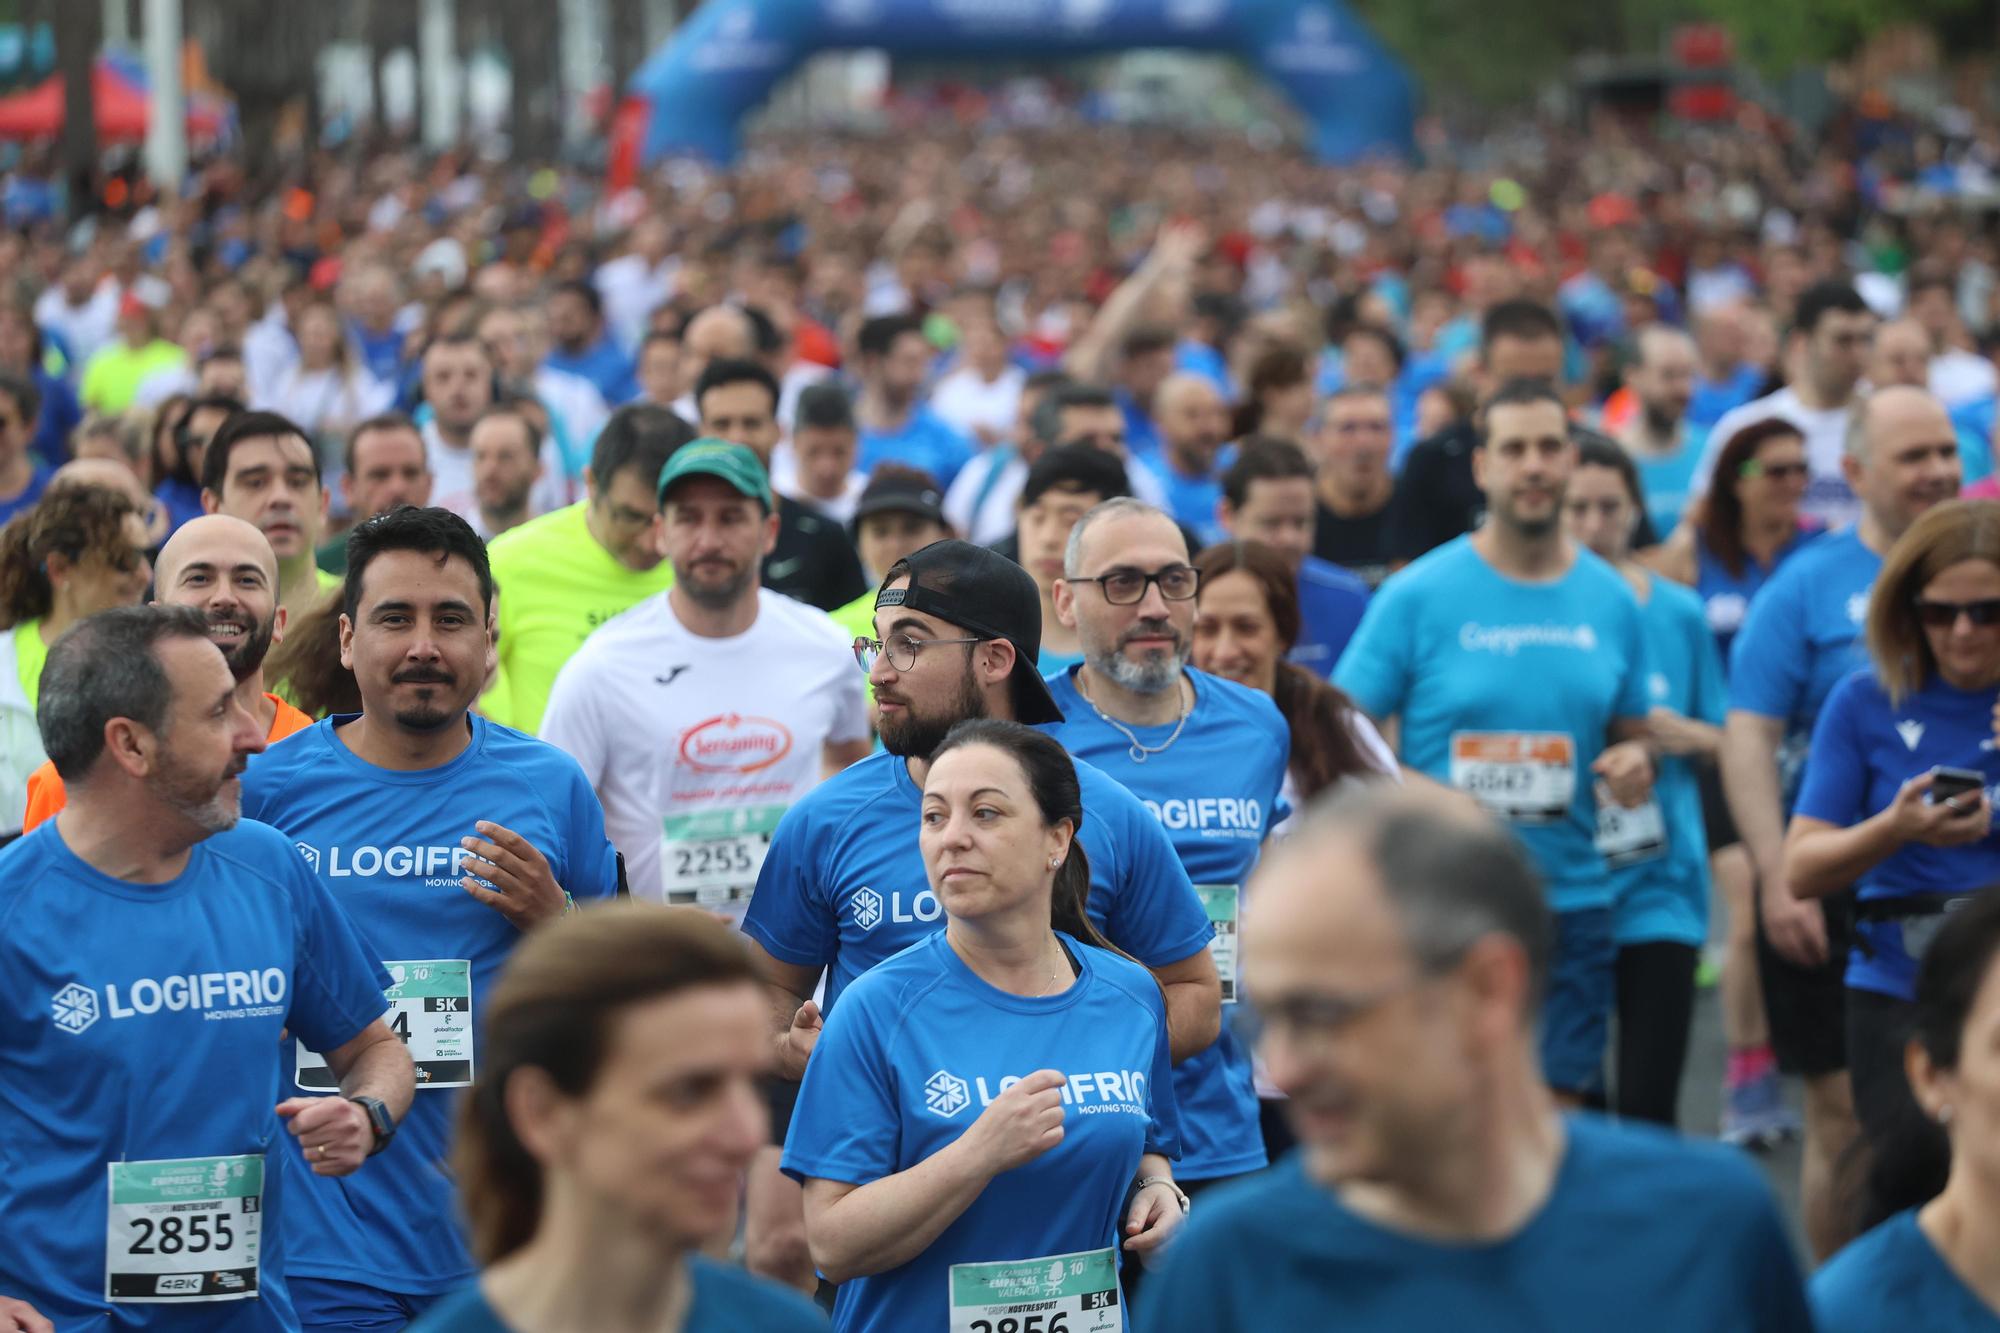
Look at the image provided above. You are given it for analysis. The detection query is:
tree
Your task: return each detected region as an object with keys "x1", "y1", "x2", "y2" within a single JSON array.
[
  {"x1": 48, "y1": 0, "x2": 101, "y2": 219},
  {"x1": 190, "y1": 0, "x2": 340, "y2": 182},
  {"x1": 497, "y1": 0, "x2": 559, "y2": 162}
]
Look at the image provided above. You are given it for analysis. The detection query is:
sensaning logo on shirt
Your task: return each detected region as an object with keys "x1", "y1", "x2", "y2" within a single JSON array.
[{"x1": 1459, "y1": 623, "x2": 1598, "y2": 655}]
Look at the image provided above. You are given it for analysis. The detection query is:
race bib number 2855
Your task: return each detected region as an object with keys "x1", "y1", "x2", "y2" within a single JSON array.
[{"x1": 105, "y1": 1155, "x2": 262, "y2": 1303}]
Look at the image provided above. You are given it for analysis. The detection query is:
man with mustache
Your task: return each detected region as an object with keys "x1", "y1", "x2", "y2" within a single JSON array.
[
  {"x1": 739, "y1": 539, "x2": 1221, "y2": 1293},
  {"x1": 1045, "y1": 497, "x2": 1290, "y2": 1205},
  {"x1": 238, "y1": 506, "x2": 621, "y2": 1333},
  {"x1": 20, "y1": 513, "x2": 312, "y2": 831},
  {"x1": 1335, "y1": 377, "x2": 1657, "y2": 1110},
  {"x1": 200, "y1": 409, "x2": 341, "y2": 622},
  {"x1": 0, "y1": 604, "x2": 412, "y2": 1332}
]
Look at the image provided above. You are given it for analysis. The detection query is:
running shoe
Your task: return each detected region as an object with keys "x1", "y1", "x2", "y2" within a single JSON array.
[{"x1": 1720, "y1": 1068, "x2": 1801, "y2": 1149}]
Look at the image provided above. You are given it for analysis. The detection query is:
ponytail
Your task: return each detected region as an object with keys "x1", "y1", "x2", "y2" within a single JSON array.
[{"x1": 1049, "y1": 839, "x2": 1106, "y2": 950}]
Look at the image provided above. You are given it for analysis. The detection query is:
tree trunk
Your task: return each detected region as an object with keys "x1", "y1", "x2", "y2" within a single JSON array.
[
  {"x1": 198, "y1": 0, "x2": 339, "y2": 186},
  {"x1": 502, "y1": 0, "x2": 559, "y2": 162},
  {"x1": 52, "y1": 0, "x2": 102, "y2": 221},
  {"x1": 608, "y1": 0, "x2": 644, "y2": 111}
]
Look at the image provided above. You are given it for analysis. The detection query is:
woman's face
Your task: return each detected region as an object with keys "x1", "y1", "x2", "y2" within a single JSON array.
[
  {"x1": 544, "y1": 983, "x2": 770, "y2": 1247},
  {"x1": 1192, "y1": 569, "x2": 1282, "y2": 696},
  {"x1": 298, "y1": 306, "x2": 342, "y2": 365},
  {"x1": 1561, "y1": 463, "x2": 1637, "y2": 564},
  {"x1": 1917, "y1": 557, "x2": 2000, "y2": 690},
  {"x1": 61, "y1": 513, "x2": 153, "y2": 617},
  {"x1": 920, "y1": 743, "x2": 1070, "y2": 921},
  {"x1": 1737, "y1": 433, "x2": 1809, "y2": 523},
  {"x1": 1911, "y1": 947, "x2": 2000, "y2": 1191}
]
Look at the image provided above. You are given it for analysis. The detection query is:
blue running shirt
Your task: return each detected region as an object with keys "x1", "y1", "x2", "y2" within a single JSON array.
[
  {"x1": 241, "y1": 715, "x2": 621, "y2": 1298},
  {"x1": 1043, "y1": 666, "x2": 1288, "y2": 1180},
  {"x1": 1811, "y1": 1209, "x2": 2000, "y2": 1333},
  {"x1": 743, "y1": 751, "x2": 1214, "y2": 1017},
  {"x1": 1794, "y1": 670, "x2": 2000, "y2": 999},
  {"x1": 0, "y1": 819, "x2": 391, "y2": 1330},
  {"x1": 783, "y1": 932, "x2": 1178, "y2": 1333},
  {"x1": 1727, "y1": 527, "x2": 1879, "y2": 737},
  {"x1": 409, "y1": 1256, "x2": 829, "y2": 1332},
  {"x1": 1334, "y1": 537, "x2": 1651, "y2": 911}
]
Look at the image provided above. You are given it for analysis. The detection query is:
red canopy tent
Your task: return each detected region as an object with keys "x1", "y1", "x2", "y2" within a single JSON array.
[{"x1": 0, "y1": 60, "x2": 224, "y2": 141}]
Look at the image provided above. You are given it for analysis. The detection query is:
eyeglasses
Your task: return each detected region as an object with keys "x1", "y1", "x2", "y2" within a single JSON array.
[
  {"x1": 1738, "y1": 460, "x2": 1809, "y2": 481},
  {"x1": 1914, "y1": 598, "x2": 2000, "y2": 629},
  {"x1": 1070, "y1": 565, "x2": 1200, "y2": 606},
  {"x1": 853, "y1": 633, "x2": 983, "y2": 673},
  {"x1": 1232, "y1": 973, "x2": 1436, "y2": 1050}
]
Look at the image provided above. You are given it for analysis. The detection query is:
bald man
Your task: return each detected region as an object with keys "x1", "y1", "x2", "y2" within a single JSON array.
[
  {"x1": 1146, "y1": 372, "x2": 1231, "y2": 543},
  {"x1": 1617, "y1": 325, "x2": 1702, "y2": 535},
  {"x1": 1138, "y1": 788, "x2": 1813, "y2": 1331},
  {"x1": 672, "y1": 305, "x2": 757, "y2": 419},
  {"x1": 20, "y1": 514, "x2": 312, "y2": 829}
]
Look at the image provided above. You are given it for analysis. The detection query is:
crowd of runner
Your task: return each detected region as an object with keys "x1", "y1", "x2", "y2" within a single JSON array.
[{"x1": 4, "y1": 97, "x2": 2000, "y2": 1329}]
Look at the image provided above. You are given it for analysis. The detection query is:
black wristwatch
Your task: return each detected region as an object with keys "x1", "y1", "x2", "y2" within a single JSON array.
[{"x1": 349, "y1": 1095, "x2": 396, "y2": 1156}]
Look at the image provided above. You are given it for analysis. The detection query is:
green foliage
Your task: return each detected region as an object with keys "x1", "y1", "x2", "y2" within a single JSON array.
[{"x1": 1698, "y1": 0, "x2": 1984, "y2": 75}]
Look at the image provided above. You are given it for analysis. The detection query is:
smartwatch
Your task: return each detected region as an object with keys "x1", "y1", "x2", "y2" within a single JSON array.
[{"x1": 348, "y1": 1095, "x2": 396, "y2": 1156}]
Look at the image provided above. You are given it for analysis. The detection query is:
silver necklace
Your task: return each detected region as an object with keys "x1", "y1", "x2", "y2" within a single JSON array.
[{"x1": 1077, "y1": 672, "x2": 1189, "y2": 764}]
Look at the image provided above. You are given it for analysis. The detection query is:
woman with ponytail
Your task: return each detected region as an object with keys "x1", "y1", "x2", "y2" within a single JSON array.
[
  {"x1": 408, "y1": 902, "x2": 825, "y2": 1332},
  {"x1": 1811, "y1": 887, "x2": 2000, "y2": 1330},
  {"x1": 784, "y1": 718, "x2": 1185, "y2": 1332}
]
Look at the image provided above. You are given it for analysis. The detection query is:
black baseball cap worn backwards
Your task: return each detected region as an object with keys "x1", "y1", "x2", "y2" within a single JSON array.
[{"x1": 874, "y1": 539, "x2": 1065, "y2": 725}]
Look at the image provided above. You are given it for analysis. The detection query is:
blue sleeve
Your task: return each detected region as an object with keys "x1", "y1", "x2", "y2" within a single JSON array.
[
  {"x1": 562, "y1": 763, "x2": 621, "y2": 902},
  {"x1": 1141, "y1": 982, "x2": 1182, "y2": 1160},
  {"x1": 1688, "y1": 602, "x2": 1728, "y2": 727},
  {"x1": 283, "y1": 853, "x2": 395, "y2": 1056},
  {"x1": 1087, "y1": 787, "x2": 1215, "y2": 968},
  {"x1": 1729, "y1": 571, "x2": 1808, "y2": 717},
  {"x1": 1331, "y1": 579, "x2": 1414, "y2": 725},
  {"x1": 780, "y1": 989, "x2": 903, "y2": 1186},
  {"x1": 742, "y1": 804, "x2": 838, "y2": 968},
  {"x1": 1793, "y1": 675, "x2": 1871, "y2": 827}
]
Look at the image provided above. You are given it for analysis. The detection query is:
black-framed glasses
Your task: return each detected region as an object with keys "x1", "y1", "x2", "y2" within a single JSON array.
[
  {"x1": 1914, "y1": 597, "x2": 2000, "y2": 629},
  {"x1": 1070, "y1": 564, "x2": 1200, "y2": 606},
  {"x1": 853, "y1": 633, "x2": 984, "y2": 673}
]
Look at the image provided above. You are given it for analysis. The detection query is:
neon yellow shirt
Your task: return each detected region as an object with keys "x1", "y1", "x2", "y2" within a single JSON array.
[
  {"x1": 480, "y1": 501, "x2": 675, "y2": 734},
  {"x1": 78, "y1": 339, "x2": 189, "y2": 414},
  {"x1": 14, "y1": 619, "x2": 46, "y2": 707}
]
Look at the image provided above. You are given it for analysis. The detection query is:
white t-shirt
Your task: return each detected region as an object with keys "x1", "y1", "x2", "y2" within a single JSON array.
[
  {"x1": 539, "y1": 589, "x2": 870, "y2": 919},
  {"x1": 422, "y1": 418, "x2": 572, "y2": 526},
  {"x1": 930, "y1": 365, "x2": 1026, "y2": 445},
  {"x1": 943, "y1": 447, "x2": 1172, "y2": 546},
  {"x1": 1691, "y1": 386, "x2": 1856, "y2": 529},
  {"x1": 1931, "y1": 350, "x2": 1997, "y2": 410},
  {"x1": 770, "y1": 443, "x2": 867, "y2": 525}
]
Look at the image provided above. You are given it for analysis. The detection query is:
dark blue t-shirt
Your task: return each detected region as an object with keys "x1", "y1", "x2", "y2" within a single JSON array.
[
  {"x1": 1291, "y1": 554, "x2": 1371, "y2": 678},
  {"x1": 1137, "y1": 1115, "x2": 1812, "y2": 1333},
  {"x1": 1811, "y1": 1208, "x2": 2000, "y2": 1333},
  {"x1": 407, "y1": 1256, "x2": 828, "y2": 1331}
]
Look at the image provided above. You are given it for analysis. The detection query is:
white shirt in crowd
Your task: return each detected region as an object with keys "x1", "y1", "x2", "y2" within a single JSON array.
[
  {"x1": 770, "y1": 442, "x2": 868, "y2": 526},
  {"x1": 594, "y1": 253, "x2": 680, "y2": 352},
  {"x1": 34, "y1": 281, "x2": 121, "y2": 367},
  {"x1": 539, "y1": 588, "x2": 870, "y2": 920},
  {"x1": 944, "y1": 446, "x2": 1171, "y2": 546},
  {"x1": 1691, "y1": 385, "x2": 1857, "y2": 530},
  {"x1": 1931, "y1": 349, "x2": 1998, "y2": 410},
  {"x1": 930, "y1": 363, "x2": 1026, "y2": 445},
  {"x1": 420, "y1": 417, "x2": 573, "y2": 525},
  {"x1": 533, "y1": 365, "x2": 611, "y2": 463},
  {"x1": 258, "y1": 365, "x2": 396, "y2": 442}
]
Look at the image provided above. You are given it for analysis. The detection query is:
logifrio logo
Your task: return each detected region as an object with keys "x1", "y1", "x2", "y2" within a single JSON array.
[
  {"x1": 851, "y1": 887, "x2": 884, "y2": 931},
  {"x1": 849, "y1": 887, "x2": 942, "y2": 932},
  {"x1": 678, "y1": 714, "x2": 794, "y2": 775},
  {"x1": 1143, "y1": 797, "x2": 1264, "y2": 838},
  {"x1": 303, "y1": 845, "x2": 476, "y2": 879},
  {"x1": 294, "y1": 841, "x2": 321, "y2": 872},
  {"x1": 923, "y1": 1069, "x2": 971, "y2": 1117},
  {"x1": 49, "y1": 969, "x2": 287, "y2": 1033},
  {"x1": 1459, "y1": 622, "x2": 1598, "y2": 655}
]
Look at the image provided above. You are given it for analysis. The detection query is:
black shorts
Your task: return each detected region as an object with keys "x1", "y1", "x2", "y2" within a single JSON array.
[
  {"x1": 1697, "y1": 763, "x2": 1739, "y2": 852},
  {"x1": 1847, "y1": 987, "x2": 1918, "y2": 1144},
  {"x1": 1754, "y1": 888, "x2": 1852, "y2": 1077},
  {"x1": 760, "y1": 1073, "x2": 801, "y2": 1143}
]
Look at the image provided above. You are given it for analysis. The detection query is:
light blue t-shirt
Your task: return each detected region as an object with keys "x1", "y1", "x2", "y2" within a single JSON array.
[
  {"x1": 1291, "y1": 554, "x2": 1372, "y2": 679},
  {"x1": 409, "y1": 1256, "x2": 828, "y2": 1332},
  {"x1": 742, "y1": 751, "x2": 1214, "y2": 1017},
  {"x1": 0, "y1": 818, "x2": 391, "y2": 1330},
  {"x1": 1144, "y1": 456, "x2": 1224, "y2": 547},
  {"x1": 1794, "y1": 670, "x2": 2000, "y2": 999},
  {"x1": 1334, "y1": 537, "x2": 1651, "y2": 911},
  {"x1": 1613, "y1": 574, "x2": 1727, "y2": 948},
  {"x1": 783, "y1": 931, "x2": 1179, "y2": 1333},
  {"x1": 241, "y1": 715, "x2": 622, "y2": 1297},
  {"x1": 1138, "y1": 1116, "x2": 1813, "y2": 1333},
  {"x1": 858, "y1": 407, "x2": 976, "y2": 489},
  {"x1": 1631, "y1": 428, "x2": 1706, "y2": 537},
  {"x1": 1811, "y1": 1208, "x2": 2000, "y2": 1333},
  {"x1": 1043, "y1": 666, "x2": 1290, "y2": 1181}
]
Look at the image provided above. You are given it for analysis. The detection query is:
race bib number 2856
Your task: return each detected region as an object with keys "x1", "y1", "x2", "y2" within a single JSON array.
[{"x1": 949, "y1": 1247, "x2": 1120, "y2": 1333}]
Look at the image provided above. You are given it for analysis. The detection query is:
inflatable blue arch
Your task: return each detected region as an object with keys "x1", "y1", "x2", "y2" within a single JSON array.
[{"x1": 631, "y1": 0, "x2": 1417, "y2": 165}]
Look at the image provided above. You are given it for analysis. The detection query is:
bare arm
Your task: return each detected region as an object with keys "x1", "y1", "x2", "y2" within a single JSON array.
[
  {"x1": 1148, "y1": 948, "x2": 1222, "y2": 1064},
  {"x1": 1063, "y1": 223, "x2": 1204, "y2": 383},
  {"x1": 1721, "y1": 709, "x2": 1826, "y2": 966},
  {"x1": 325, "y1": 1017, "x2": 416, "y2": 1120},
  {"x1": 1786, "y1": 775, "x2": 1990, "y2": 899},
  {"x1": 746, "y1": 936, "x2": 826, "y2": 1082},
  {"x1": 276, "y1": 1017, "x2": 416, "y2": 1177}
]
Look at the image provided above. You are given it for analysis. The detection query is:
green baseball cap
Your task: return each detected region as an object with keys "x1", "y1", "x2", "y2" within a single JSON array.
[{"x1": 655, "y1": 439, "x2": 774, "y2": 512}]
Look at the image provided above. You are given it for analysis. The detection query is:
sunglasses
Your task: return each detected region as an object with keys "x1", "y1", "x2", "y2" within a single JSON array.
[
  {"x1": 1914, "y1": 598, "x2": 2000, "y2": 629},
  {"x1": 1738, "y1": 460, "x2": 1809, "y2": 481}
]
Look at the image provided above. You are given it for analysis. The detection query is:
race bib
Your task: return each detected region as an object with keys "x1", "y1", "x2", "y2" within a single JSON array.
[
  {"x1": 662, "y1": 804, "x2": 787, "y2": 907},
  {"x1": 949, "y1": 1246, "x2": 1121, "y2": 1333},
  {"x1": 1594, "y1": 784, "x2": 1666, "y2": 868},
  {"x1": 1450, "y1": 732, "x2": 1576, "y2": 824},
  {"x1": 297, "y1": 959, "x2": 473, "y2": 1090},
  {"x1": 1197, "y1": 885, "x2": 1240, "y2": 1005},
  {"x1": 106, "y1": 1155, "x2": 262, "y2": 1303}
]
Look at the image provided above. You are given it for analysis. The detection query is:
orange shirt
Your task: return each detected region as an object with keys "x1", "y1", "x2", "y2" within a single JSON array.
[{"x1": 21, "y1": 693, "x2": 313, "y2": 833}]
